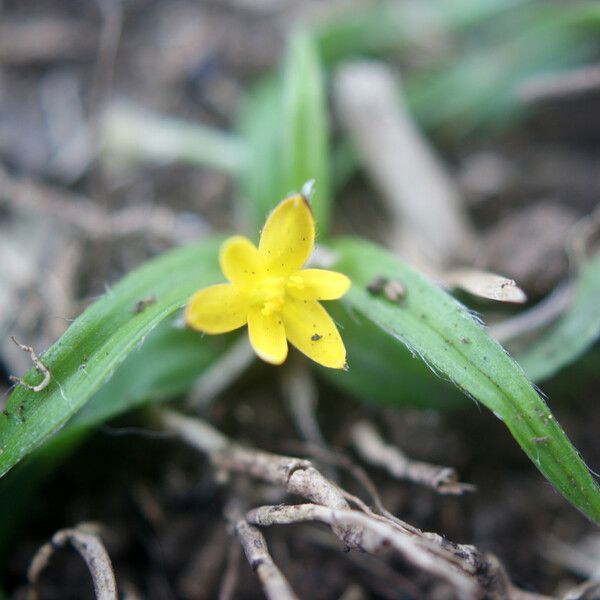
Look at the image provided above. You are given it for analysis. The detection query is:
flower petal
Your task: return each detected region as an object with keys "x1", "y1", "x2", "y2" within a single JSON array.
[
  {"x1": 247, "y1": 307, "x2": 288, "y2": 365},
  {"x1": 287, "y1": 269, "x2": 351, "y2": 301},
  {"x1": 185, "y1": 284, "x2": 248, "y2": 334},
  {"x1": 259, "y1": 194, "x2": 315, "y2": 276},
  {"x1": 219, "y1": 235, "x2": 261, "y2": 288},
  {"x1": 282, "y1": 299, "x2": 346, "y2": 369}
]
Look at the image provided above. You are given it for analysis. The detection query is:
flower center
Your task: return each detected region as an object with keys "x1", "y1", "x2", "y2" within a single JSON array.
[
  {"x1": 252, "y1": 274, "x2": 304, "y2": 316},
  {"x1": 253, "y1": 277, "x2": 285, "y2": 316}
]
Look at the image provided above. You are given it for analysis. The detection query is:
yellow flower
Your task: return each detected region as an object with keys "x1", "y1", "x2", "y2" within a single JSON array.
[{"x1": 185, "y1": 194, "x2": 350, "y2": 368}]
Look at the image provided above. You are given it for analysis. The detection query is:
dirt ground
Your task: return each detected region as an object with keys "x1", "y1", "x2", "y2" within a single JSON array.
[{"x1": 1, "y1": 1, "x2": 600, "y2": 599}]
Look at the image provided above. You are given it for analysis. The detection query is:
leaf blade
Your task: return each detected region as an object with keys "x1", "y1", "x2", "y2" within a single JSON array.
[
  {"x1": 331, "y1": 238, "x2": 600, "y2": 523},
  {"x1": 0, "y1": 237, "x2": 225, "y2": 478},
  {"x1": 282, "y1": 30, "x2": 331, "y2": 233},
  {"x1": 237, "y1": 31, "x2": 331, "y2": 234},
  {"x1": 517, "y1": 254, "x2": 600, "y2": 381}
]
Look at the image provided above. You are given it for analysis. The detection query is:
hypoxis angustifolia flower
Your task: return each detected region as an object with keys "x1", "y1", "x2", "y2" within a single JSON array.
[{"x1": 185, "y1": 194, "x2": 350, "y2": 367}]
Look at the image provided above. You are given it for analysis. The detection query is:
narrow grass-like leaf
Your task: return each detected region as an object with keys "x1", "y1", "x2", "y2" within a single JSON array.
[
  {"x1": 238, "y1": 31, "x2": 330, "y2": 234},
  {"x1": 237, "y1": 79, "x2": 285, "y2": 233},
  {"x1": 330, "y1": 238, "x2": 600, "y2": 523},
  {"x1": 0, "y1": 319, "x2": 235, "y2": 559},
  {"x1": 517, "y1": 254, "x2": 600, "y2": 382},
  {"x1": 315, "y1": 0, "x2": 524, "y2": 65},
  {"x1": 324, "y1": 302, "x2": 465, "y2": 410},
  {"x1": 0, "y1": 237, "x2": 226, "y2": 479},
  {"x1": 102, "y1": 104, "x2": 247, "y2": 174},
  {"x1": 70, "y1": 319, "x2": 236, "y2": 431},
  {"x1": 282, "y1": 31, "x2": 331, "y2": 233},
  {"x1": 407, "y1": 25, "x2": 588, "y2": 131}
]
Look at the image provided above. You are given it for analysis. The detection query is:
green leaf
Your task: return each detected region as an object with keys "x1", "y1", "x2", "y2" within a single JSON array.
[
  {"x1": 315, "y1": 0, "x2": 525, "y2": 66},
  {"x1": 0, "y1": 237, "x2": 226, "y2": 479},
  {"x1": 0, "y1": 317, "x2": 235, "y2": 559},
  {"x1": 238, "y1": 31, "x2": 331, "y2": 234},
  {"x1": 282, "y1": 31, "x2": 331, "y2": 234},
  {"x1": 407, "y1": 23, "x2": 588, "y2": 131},
  {"x1": 517, "y1": 254, "x2": 600, "y2": 382},
  {"x1": 70, "y1": 318, "x2": 236, "y2": 432},
  {"x1": 330, "y1": 238, "x2": 600, "y2": 523},
  {"x1": 237, "y1": 78, "x2": 286, "y2": 234},
  {"x1": 102, "y1": 104, "x2": 247, "y2": 175},
  {"x1": 323, "y1": 302, "x2": 465, "y2": 410}
]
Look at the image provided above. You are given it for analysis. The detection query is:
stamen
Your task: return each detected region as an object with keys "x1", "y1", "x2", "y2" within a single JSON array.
[
  {"x1": 287, "y1": 275, "x2": 304, "y2": 290},
  {"x1": 261, "y1": 298, "x2": 284, "y2": 316},
  {"x1": 253, "y1": 276, "x2": 286, "y2": 316}
]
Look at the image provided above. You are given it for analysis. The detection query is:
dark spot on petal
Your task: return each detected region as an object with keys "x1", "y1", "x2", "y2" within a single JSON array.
[{"x1": 311, "y1": 334, "x2": 322, "y2": 341}]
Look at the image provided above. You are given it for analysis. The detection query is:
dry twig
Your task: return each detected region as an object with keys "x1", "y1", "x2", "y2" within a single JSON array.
[
  {"x1": 350, "y1": 421, "x2": 474, "y2": 495},
  {"x1": 159, "y1": 409, "x2": 354, "y2": 543},
  {"x1": 0, "y1": 166, "x2": 206, "y2": 244},
  {"x1": 218, "y1": 539, "x2": 242, "y2": 600},
  {"x1": 286, "y1": 441, "x2": 389, "y2": 517},
  {"x1": 281, "y1": 359, "x2": 328, "y2": 451},
  {"x1": 333, "y1": 61, "x2": 475, "y2": 267},
  {"x1": 186, "y1": 337, "x2": 255, "y2": 411},
  {"x1": 247, "y1": 504, "x2": 551, "y2": 600},
  {"x1": 27, "y1": 523, "x2": 117, "y2": 600},
  {"x1": 247, "y1": 503, "x2": 477, "y2": 596},
  {"x1": 226, "y1": 505, "x2": 300, "y2": 600},
  {"x1": 9, "y1": 336, "x2": 51, "y2": 392},
  {"x1": 517, "y1": 63, "x2": 600, "y2": 104},
  {"x1": 160, "y1": 410, "x2": 546, "y2": 599}
]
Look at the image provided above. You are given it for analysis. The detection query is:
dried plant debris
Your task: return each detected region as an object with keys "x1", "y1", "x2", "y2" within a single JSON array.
[
  {"x1": 349, "y1": 420, "x2": 475, "y2": 495},
  {"x1": 474, "y1": 204, "x2": 579, "y2": 296},
  {"x1": 131, "y1": 296, "x2": 157, "y2": 314},
  {"x1": 440, "y1": 268, "x2": 527, "y2": 304},
  {"x1": 333, "y1": 61, "x2": 475, "y2": 266},
  {"x1": 366, "y1": 276, "x2": 406, "y2": 303},
  {"x1": 226, "y1": 504, "x2": 300, "y2": 600},
  {"x1": 160, "y1": 409, "x2": 545, "y2": 600},
  {"x1": 27, "y1": 523, "x2": 117, "y2": 600},
  {"x1": 8, "y1": 336, "x2": 51, "y2": 393}
]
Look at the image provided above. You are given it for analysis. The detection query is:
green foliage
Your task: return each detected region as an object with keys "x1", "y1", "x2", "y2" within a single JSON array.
[
  {"x1": 330, "y1": 238, "x2": 600, "y2": 523},
  {"x1": 237, "y1": 79, "x2": 284, "y2": 236},
  {"x1": 238, "y1": 31, "x2": 330, "y2": 234},
  {"x1": 0, "y1": 318, "x2": 234, "y2": 559},
  {"x1": 0, "y1": 238, "x2": 226, "y2": 478},
  {"x1": 407, "y1": 17, "x2": 591, "y2": 131},
  {"x1": 315, "y1": 0, "x2": 525, "y2": 66},
  {"x1": 70, "y1": 318, "x2": 234, "y2": 432},
  {"x1": 517, "y1": 254, "x2": 600, "y2": 382},
  {"x1": 324, "y1": 302, "x2": 465, "y2": 410},
  {"x1": 282, "y1": 32, "x2": 331, "y2": 233}
]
